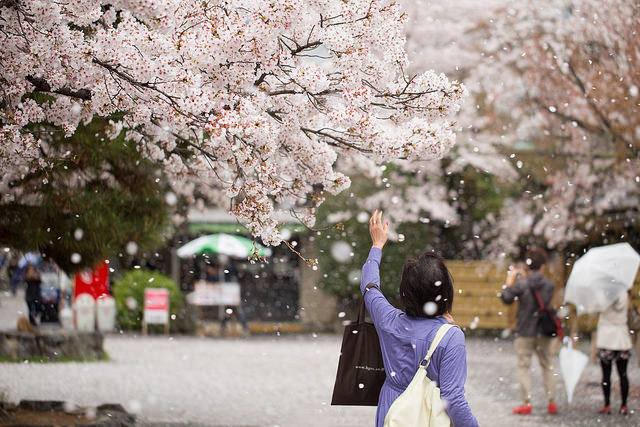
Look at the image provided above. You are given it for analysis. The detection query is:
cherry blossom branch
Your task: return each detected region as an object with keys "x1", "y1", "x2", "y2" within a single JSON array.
[
  {"x1": 530, "y1": 96, "x2": 599, "y2": 136},
  {"x1": 278, "y1": 36, "x2": 322, "y2": 56},
  {"x1": 300, "y1": 127, "x2": 376, "y2": 155},
  {"x1": 565, "y1": 61, "x2": 626, "y2": 145},
  {"x1": 24, "y1": 76, "x2": 92, "y2": 101},
  {"x1": 0, "y1": 0, "x2": 466, "y2": 249}
]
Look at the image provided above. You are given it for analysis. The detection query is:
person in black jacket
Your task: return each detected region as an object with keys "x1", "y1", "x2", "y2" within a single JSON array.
[
  {"x1": 8, "y1": 257, "x2": 21, "y2": 295},
  {"x1": 24, "y1": 264, "x2": 42, "y2": 326},
  {"x1": 501, "y1": 247, "x2": 557, "y2": 415}
]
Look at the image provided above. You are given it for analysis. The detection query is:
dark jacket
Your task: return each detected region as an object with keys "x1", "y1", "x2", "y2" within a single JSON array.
[
  {"x1": 501, "y1": 272, "x2": 555, "y2": 337},
  {"x1": 25, "y1": 278, "x2": 41, "y2": 302}
]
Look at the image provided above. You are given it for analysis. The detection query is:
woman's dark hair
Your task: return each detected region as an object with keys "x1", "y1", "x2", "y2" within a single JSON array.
[{"x1": 399, "y1": 251, "x2": 454, "y2": 318}]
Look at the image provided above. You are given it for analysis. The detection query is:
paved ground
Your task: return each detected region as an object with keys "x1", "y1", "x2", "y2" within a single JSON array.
[{"x1": 1, "y1": 290, "x2": 639, "y2": 426}]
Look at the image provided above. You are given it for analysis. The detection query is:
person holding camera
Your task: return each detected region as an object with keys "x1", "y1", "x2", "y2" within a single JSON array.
[{"x1": 500, "y1": 246, "x2": 557, "y2": 415}]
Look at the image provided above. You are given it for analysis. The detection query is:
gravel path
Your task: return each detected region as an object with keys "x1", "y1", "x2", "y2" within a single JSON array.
[{"x1": 1, "y1": 291, "x2": 639, "y2": 426}]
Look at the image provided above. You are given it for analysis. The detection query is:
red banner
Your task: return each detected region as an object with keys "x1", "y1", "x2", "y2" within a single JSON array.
[{"x1": 74, "y1": 261, "x2": 109, "y2": 300}]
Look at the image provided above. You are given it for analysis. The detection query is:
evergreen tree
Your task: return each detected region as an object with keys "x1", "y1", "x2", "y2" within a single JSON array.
[{"x1": 0, "y1": 117, "x2": 172, "y2": 272}]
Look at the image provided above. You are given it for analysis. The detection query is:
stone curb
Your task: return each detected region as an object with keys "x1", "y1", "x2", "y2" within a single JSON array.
[{"x1": 0, "y1": 400, "x2": 135, "y2": 426}]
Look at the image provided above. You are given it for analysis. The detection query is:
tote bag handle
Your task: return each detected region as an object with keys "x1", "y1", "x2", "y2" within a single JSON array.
[
  {"x1": 357, "y1": 283, "x2": 380, "y2": 324},
  {"x1": 421, "y1": 323, "x2": 455, "y2": 369}
]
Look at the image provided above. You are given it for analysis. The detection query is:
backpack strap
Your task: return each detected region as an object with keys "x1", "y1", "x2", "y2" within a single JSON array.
[
  {"x1": 421, "y1": 323, "x2": 455, "y2": 369},
  {"x1": 532, "y1": 287, "x2": 546, "y2": 311}
]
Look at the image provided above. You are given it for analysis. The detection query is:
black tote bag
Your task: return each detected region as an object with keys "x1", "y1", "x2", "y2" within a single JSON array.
[{"x1": 331, "y1": 284, "x2": 386, "y2": 406}]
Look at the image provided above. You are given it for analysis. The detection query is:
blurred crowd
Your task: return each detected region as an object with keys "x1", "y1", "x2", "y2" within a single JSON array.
[{"x1": 0, "y1": 251, "x2": 70, "y2": 327}]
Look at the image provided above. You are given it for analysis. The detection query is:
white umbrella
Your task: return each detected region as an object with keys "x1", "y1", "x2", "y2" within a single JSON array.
[
  {"x1": 559, "y1": 340, "x2": 589, "y2": 404},
  {"x1": 564, "y1": 243, "x2": 640, "y2": 315},
  {"x1": 177, "y1": 233, "x2": 272, "y2": 259}
]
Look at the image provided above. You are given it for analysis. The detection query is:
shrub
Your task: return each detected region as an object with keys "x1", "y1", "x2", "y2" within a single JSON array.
[{"x1": 112, "y1": 269, "x2": 183, "y2": 332}]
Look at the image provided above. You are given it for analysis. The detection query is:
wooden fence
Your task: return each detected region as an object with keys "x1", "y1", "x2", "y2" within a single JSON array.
[
  {"x1": 447, "y1": 260, "x2": 513, "y2": 329},
  {"x1": 447, "y1": 258, "x2": 640, "y2": 333}
]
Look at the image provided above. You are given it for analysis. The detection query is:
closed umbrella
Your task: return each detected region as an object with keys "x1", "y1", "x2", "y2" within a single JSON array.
[
  {"x1": 559, "y1": 340, "x2": 589, "y2": 404},
  {"x1": 177, "y1": 233, "x2": 272, "y2": 259},
  {"x1": 564, "y1": 243, "x2": 640, "y2": 315}
]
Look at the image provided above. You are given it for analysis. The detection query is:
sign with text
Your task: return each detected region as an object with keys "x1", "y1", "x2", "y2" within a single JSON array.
[
  {"x1": 187, "y1": 281, "x2": 241, "y2": 306},
  {"x1": 143, "y1": 288, "x2": 170, "y2": 325}
]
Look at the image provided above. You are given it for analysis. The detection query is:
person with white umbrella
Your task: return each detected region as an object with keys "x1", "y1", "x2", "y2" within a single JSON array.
[
  {"x1": 564, "y1": 243, "x2": 640, "y2": 315},
  {"x1": 563, "y1": 242, "x2": 640, "y2": 415},
  {"x1": 595, "y1": 291, "x2": 632, "y2": 415}
]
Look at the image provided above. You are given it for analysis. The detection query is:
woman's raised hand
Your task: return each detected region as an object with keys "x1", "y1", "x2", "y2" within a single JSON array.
[{"x1": 369, "y1": 210, "x2": 389, "y2": 249}]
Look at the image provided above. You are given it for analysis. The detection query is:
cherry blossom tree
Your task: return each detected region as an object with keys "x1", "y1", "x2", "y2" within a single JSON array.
[
  {"x1": 320, "y1": 0, "x2": 516, "y2": 258},
  {"x1": 326, "y1": 0, "x2": 638, "y2": 261},
  {"x1": 0, "y1": 0, "x2": 466, "y2": 250},
  {"x1": 476, "y1": 0, "x2": 640, "y2": 255}
]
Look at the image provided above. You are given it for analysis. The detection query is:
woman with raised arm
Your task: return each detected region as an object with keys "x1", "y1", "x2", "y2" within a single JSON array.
[{"x1": 362, "y1": 210, "x2": 478, "y2": 427}]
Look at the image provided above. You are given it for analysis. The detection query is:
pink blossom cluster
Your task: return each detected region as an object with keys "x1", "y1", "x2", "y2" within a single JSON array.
[
  {"x1": 0, "y1": 0, "x2": 465, "y2": 246},
  {"x1": 471, "y1": 0, "x2": 639, "y2": 252},
  {"x1": 348, "y1": 0, "x2": 638, "y2": 257}
]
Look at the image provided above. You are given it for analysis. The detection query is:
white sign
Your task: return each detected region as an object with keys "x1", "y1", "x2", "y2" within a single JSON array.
[
  {"x1": 74, "y1": 293, "x2": 95, "y2": 331},
  {"x1": 40, "y1": 272, "x2": 60, "y2": 303},
  {"x1": 40, "y1": 272, "x2": 59, "y2": 289},
  {"x1": 187, "y1": 281, "x2": 241, "y2": 306},
  {"x1": 143, "y1": 288, "x2": 170, "y2": 325}
]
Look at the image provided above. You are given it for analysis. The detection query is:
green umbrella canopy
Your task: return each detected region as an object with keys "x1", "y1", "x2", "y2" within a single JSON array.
[{"x1": 177, "y1": 233, "x2": 272, "y2": 259}]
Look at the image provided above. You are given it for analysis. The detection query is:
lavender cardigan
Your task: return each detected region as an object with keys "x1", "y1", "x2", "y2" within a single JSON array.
[{"x1": 361, "y1": 248, "x2": 478, "y2": 427}]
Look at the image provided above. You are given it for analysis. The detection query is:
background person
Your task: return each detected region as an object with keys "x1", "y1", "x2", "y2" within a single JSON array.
[
  {"x1": 595, "y1": 292, "x2": 632, "y2": 415},
  {"x1": 361, "y1": 210, "x2": 477, "y2": 427},
  {"x1": 8, "y1": 257, "x2": 22, "y2": 296},
  {"x1": 208, "y1": 261, "x2": 249, "y2": 334},
  {"x1": 23, "y1": 263, "x2": 41, "y2": 326},
  {"x1": 0, "y1": 253, "x2": 6, "y2": 290},
  {"x1": 500, "y1": 246, "x2": 557, "y2": 415}
]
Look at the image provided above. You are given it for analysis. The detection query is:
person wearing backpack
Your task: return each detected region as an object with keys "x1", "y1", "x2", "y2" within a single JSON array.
[
  {"x1": 362, "y1": 211, "x2": 478, "y2": 427},
  {"x1": 500, "y1": 246, "x2": 557, "y2": 415}
]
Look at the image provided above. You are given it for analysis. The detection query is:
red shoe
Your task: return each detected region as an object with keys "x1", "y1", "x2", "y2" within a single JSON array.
[
  {"x1": 619, "y1": 406, "x2": 628, "y2": 415},
  {"x1": 547, "y1": 402, "x2": 558, "y2": 414},
  {"x1": 512, "y1": 405, "x2": 532, "y2": 415},
  {"x1": 597, "y1": 405, "x2": 611, "y2": 414}
]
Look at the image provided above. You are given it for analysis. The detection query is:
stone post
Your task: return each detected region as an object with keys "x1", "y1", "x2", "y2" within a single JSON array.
[{"x1": 297, "y1": 236, "x2": 337, "y2": 329}]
